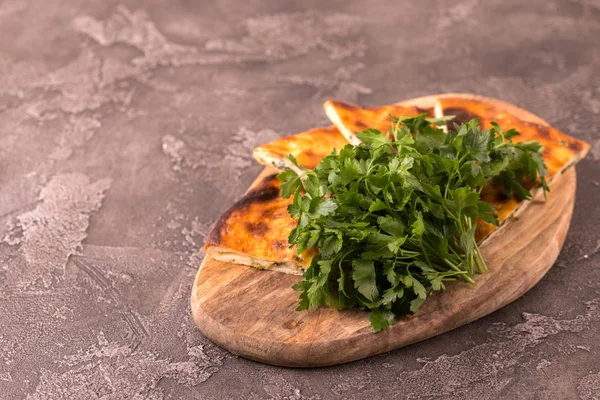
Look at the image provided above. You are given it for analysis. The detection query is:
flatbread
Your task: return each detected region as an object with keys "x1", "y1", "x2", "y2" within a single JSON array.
[
  {"x1": 253, "y1": 126, "x2": 348, "y2": 172},
  {"x1": 204, "y1": 173, "x2": 316, "y2": 275},
  {"x1": 206, "y1": 96, "x2": 589, "y2": 275},
  {"x1": 437, "y1": 96, "x2": 589, "y2": 176},
  {"x1": 323, "y1": 100, "x2": 432, "y2": 145},
  {"x1": 208, "y1": 126, "x2": 349, "y2": 273},
  {"x1": 436, "y1": 96, "x2": 589, "y2": 240}
]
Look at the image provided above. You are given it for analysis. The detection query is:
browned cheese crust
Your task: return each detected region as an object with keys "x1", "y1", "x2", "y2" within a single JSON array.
[
  {"x1": 205, "y1": 174, "x2": 316, "y2": 269},
  {"x1": 324, "y1": 99, "x2": 433, "y2": 145},
  {"x1": 437, "y1": 97, "x2": 589, "y2": 240},
  {"x1": 253, "y1": 126, "x2": 349, "y2": 170}
]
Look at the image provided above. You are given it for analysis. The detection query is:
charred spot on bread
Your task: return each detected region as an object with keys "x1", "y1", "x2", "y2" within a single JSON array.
[
  {"x1": 567, "y1": 140, "x2": 583, "y2": 151},
  {"x1": 206, "y1": 174, "x2": 280, "y2": 246},
  {"x1": 259, "y1": 207, "x2": 276, "y2": 219},
  {"x1": 244, "y1": 221, "x2": 270, "y2": 237},
  {"x1": 443, "y1": 107, "x2": 480, "y2": 130},
  {"x1": 355, "y1": 120, "x2": 367, "y2": 129},
  {"x1": 300, "y1": 148, "x2": 317, "y2": 162},
  {"x1": 273, "y1": 240, "x2": 288, "y2": 250},
  {"x1": 534, "y1": 124, "x2": 553, "y2": 139},
  {"x1": 415, "y1": 106, "x2": 434, "y2": 116}
]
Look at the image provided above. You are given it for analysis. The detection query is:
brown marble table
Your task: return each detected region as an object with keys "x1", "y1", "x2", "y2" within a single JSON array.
[{"x1": 1, "y1": 1, "x2": 599, "y2": 398}]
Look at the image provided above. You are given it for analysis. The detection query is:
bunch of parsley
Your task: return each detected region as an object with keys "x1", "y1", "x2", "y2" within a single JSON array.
[{"x1": 278, "y1": 115, "x2": 548, "y2": 332}]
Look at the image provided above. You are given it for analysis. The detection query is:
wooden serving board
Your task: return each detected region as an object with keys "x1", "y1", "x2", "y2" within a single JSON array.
[{"x1": 191, "y1": 94, "x2": 577, "y2": 367}]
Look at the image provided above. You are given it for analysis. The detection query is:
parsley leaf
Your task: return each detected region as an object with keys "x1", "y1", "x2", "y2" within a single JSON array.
[
  {"x1": 277, "y1": 169, "x2": 301, "y2": 198},
  {"x1": 356, "y1": 128, "x2": 391, "y2": 148},
  {"x1": 369, "y1": 308, "x2": 397, "y2": 332},
  {"x1": 352, "y1": 259, "x2": 379, "y2": 302},
  {"x1": 282, "y1": 114, "x2": 548, "y2": 332}
]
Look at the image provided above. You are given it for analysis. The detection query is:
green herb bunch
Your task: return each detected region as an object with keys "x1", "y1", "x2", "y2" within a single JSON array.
[{"x1": 278, "y1": 115, "x2": 548, "y2": 332}]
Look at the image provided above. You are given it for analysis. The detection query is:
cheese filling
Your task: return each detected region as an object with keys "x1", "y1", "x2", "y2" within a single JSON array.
[{"x1": 208, "y1": 248, "x2": 305, "y2": 275}]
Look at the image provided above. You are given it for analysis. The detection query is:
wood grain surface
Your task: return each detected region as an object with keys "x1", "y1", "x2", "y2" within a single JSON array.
[{"x1": 191, "y1": 94, "x2": 578, "y2": 367}]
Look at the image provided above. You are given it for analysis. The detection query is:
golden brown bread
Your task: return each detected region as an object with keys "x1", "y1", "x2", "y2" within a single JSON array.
[
  {"x1": 436, "y1": 96, "x2": 589, "y2": 239},
  {"x1": 204, "y1": 172, "x2": 316, "y2": 274},
  {"x1": 324, "y1": 99, "x2": 432, "y2": 145},
  {"x1": 205, "y1": 95, "x2": 589, "y2": 274},
  {"x1": 437, "y1": 96, "x2": 589, "y2": 176},
  {"x1": 210, "y1": 127, "x2": 348, "y2": 273},
  {"x1": 253, "y1": 126, "x2": 348, "y2": 172}
]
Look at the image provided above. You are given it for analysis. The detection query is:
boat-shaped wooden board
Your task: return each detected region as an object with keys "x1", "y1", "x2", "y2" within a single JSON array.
[{"x1": 191, "y1": 94, "x2": 577, "y2": 367}]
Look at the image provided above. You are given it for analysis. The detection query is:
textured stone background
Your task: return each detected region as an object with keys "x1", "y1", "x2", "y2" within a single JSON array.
[{"x1": 0, "y1": 0, "x2": 599, "y2": 399}]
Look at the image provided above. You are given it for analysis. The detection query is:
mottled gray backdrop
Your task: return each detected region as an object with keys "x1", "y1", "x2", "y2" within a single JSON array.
[{"x1": 0, "y1": 0, "x2": 599, "y2": 399}]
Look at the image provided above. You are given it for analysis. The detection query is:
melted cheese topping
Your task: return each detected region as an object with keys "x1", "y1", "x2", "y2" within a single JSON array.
[
  {"x1": 324, "y1": 100, "x2": 432, "y2": 145},
  {"x1": 253, "y1": 126, "x2": 348, "y2": 171},
  {"x1": 208, "y1": 248, "x2": 305, "y2": 275},
  {"x1": 205, "y1": 174, "x2": 317, "y2": 271}
]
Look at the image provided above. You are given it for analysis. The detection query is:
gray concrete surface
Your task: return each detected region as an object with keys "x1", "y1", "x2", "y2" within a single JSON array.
[{"x1": 0, "y1": 0, "x2": 599, "y2": 399}]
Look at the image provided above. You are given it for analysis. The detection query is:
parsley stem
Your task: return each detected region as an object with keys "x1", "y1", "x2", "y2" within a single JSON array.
[
  {"x1": 420, "y1": 240, "x2": 433, "y2": 268},
  {"x1": 473, "y1": 244, "x2": 488, "y2": 273},
  {"x1": 443, "y1": 258, "x2": 475, "y2": 284}
]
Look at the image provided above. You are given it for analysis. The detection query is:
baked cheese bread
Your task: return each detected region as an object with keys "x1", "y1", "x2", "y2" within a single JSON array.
[
  {"x1": 324, "y1": 100, "x2": 432, "y2": 145},
  {"x1": 205, "y1": 172, "x2": 316, "y2": 275},
  {"x1": 207, "y1": 127, "x2": 349, "y2": 273},
  {"x1": 436, "y1": 96, "x2": 588, "y2": 176},
  {"x1": 436, "y1": 96, "x2": 589, "y2": 239},
  {"x1": 253, "y1": 126, "x2": 348, "y2": 172},
  {"x1": 205, "y1": 95, "x2": 589, "y2": 274}
]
